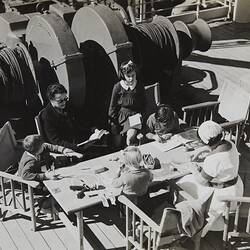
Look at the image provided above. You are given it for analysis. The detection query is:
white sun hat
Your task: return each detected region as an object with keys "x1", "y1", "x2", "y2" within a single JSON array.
[{"x1": 198, "y1": 120, "x2": 222, "y2": 144}]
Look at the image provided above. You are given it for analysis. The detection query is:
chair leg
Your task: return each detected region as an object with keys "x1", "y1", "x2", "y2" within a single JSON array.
[
  {"x1": 193, "y1": 230, "x2": 202, "y2": 250},
  {"x1": 28, "y1": 186, "x2": 36, "y2": 231}
]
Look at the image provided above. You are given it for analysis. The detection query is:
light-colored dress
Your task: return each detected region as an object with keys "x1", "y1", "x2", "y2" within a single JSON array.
[{"x1": 177, "y1": 141, "x2": 243, "y2": 231}]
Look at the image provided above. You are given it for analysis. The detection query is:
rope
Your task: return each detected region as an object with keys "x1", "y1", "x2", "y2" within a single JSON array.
[
  {"x1": 125, "y1": 17, "x2": 179, "y2": 84},
  {"x1": 0, "y1": 44, "x2": 31, "y2": 105}
]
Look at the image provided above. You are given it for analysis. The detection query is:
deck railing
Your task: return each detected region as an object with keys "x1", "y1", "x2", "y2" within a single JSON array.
[{"x1": 130, "y1": 0, "x2": 235, "y2": 23}]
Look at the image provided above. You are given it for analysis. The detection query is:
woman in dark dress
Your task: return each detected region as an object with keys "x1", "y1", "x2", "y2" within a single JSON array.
[{"x1": 108, "y1": 60, "x2": 146, "y2": 147}]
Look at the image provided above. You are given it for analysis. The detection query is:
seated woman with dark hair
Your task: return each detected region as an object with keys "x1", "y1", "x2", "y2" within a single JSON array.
[
  {"x1": 41, "y1": 84, "x2": 106, "y2": 155},
  {"x1": 146, "y1": 104, "x2": 181, "y2": 142},
  {"x1": 177, "y1": 120, "x2": 243, "y2": 231}
]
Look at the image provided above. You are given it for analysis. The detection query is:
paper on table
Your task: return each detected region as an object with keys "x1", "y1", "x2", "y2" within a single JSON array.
[{"x1": 152, "y1": 134, "x2": 193, "y2": 152}]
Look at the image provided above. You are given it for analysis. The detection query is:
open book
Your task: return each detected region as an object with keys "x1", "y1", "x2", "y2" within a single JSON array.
[{"x1": 77, "y1": 129, "x2": 109, "y2": 147}]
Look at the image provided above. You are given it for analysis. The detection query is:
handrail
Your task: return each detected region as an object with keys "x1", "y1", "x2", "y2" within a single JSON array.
[{"x1": 129, "y1": 0, "x2": 235, "y2": 24}]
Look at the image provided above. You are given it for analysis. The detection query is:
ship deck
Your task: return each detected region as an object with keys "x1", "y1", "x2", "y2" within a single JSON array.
[{"x1": 1, "y1": 19, "x2": 250, "y2": 250}]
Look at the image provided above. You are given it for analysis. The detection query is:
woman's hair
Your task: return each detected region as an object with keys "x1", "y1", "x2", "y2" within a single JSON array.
[
  {"x1": 47, "y1": 84, "x2": 67, "y2": 101},
  {"x1": 198, "y1": 120, "x2": 223, "y2": 146},
  {"x1": 123, "y1": 146, "x2": 142, "y2": 168},
  {"x1": 119, "y1": 60, "x2": 136, "y2": 80},
  {"x1": 23, "y1": 134, "x2": 44, "y2": 154},
  {"x1": 155, "y1": 104, "x2": 175, "y2": 123}
]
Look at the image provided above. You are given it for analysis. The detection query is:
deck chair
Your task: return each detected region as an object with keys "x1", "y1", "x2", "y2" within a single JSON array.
[
  {"x1": 219, "y1": 196, "x2": 250, "y2": 250},
  {"x1": 182, "y1": 82, "x2": 250, "y2": 148},
  {"x1": 0, "y1": 122, "x2": 41, "y2": 231},
  {"x1": 144, "y1": 82, "x2": 161, "y2": 120},
  {"x1": 35, "y1": 109, "x2": 48, "y2": 141},
  {"x1": 118, "y1": 190, "x2": 213, "y2": 250}
]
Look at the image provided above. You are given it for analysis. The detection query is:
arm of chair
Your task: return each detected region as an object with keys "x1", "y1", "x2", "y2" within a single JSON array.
[
  {"x1": 118, "y1": 195, "x2": 160, "y2": 232},
  {"x1": 182, "y1": 101, "x2": 220, "y2": 112},
  {"x1": 0, "y1": 171, "x2": 40, "y2": 189},
  {"x1": 218, "y1": 196, "x2": 250, "y2": 203},
  {"x1": 220, "y1": 119, "x2": 245, "y2": 129}
]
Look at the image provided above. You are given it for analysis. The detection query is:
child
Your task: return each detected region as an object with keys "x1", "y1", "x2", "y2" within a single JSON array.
[
  {"x1": 146, "y1": 104, "x2": 180, "y2": 142},
  {"x1": 108, "y1": 60, "x2": 146, "y2": 147},
  {"x1": 18, "y1": 134, "x2": 83, "y2": 183},
  {"x1": 112, "y1": 146, "x2": 153, "y2": 208}
]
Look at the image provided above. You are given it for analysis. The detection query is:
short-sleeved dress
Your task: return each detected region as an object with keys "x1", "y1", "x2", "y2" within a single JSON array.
[
  {"x1": 177, "y1": 141, "x2": 243, "y2": 231},
  {"x1": 108, "y1": 80, "x2": 146, "y2": 134}
]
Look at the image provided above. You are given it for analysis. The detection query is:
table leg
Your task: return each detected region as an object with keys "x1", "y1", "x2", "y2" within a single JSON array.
[{"x1": 76, "y1": 210, "x2": 84, "y2": 250}]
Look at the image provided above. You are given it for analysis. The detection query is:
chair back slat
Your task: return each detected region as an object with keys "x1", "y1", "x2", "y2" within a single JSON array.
[
  {"x1": 21, "y1": 183, "x2": 27, "y2": 211},
  {"x1": 233, "y1": 202, "x2": 241, "y2": 232},
  {"x1": 246, "y1": 206, "x2": 250, "y2": 233},
  {"x1": 1, "y1": 177, "x2": 7, "y2": 206},
  {"x1": 147, "y1": 229, "x2": 151, "y2": 250},
  {"x1": 139, "y1": 218, "x2": 144, "y2": 247},
  {"x1": 10, "y1": 180, "x2": 17, "y2": 209},
  {"x1": 144, "y1": 82, "x2": 161, "y2": 120},
  {"x1": 152, "y1": 230, "x2": 157, "y2": 250},
  {"x1": 35, "y1": 109, "x2": 48, "y2": 142}
]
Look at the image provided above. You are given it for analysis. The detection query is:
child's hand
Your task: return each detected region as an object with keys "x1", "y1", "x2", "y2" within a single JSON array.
[
  {"x1": 152, "y1": 134, "x2": 162, "y2": 143},
  {"x1": 45, "y1": 170, "x2": 60, "y2": 180},
  {"x1": 63, "y1": 148, "x2": 74, "y2": 155},
  {"x1": 161, "y1": 133, "x2": 172, "y2": 141},
  {"x1": 190, "y1": 146, "x2": 210, "y2": 161},
  {"x1": 69, "y1": 152, "x2": 84, "y2": 159}
]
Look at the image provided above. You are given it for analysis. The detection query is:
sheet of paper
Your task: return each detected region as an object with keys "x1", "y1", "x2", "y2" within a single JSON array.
[{"x1": 152, "y1": 135, "x2": 184, "y2": 152}]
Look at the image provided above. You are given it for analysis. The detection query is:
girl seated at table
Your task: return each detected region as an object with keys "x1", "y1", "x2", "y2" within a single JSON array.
[
  {"x1": 108, "y1": 60, "x2": 146, "y2": 148},
  {"x1": 112, "y1": 146, "x2": 153, "y2": 208},
  {"x1": 177, "y1": 120, "x2": 243, "y2": 231},
  {"x1": 146, "y1": 104, "x2": 181, "y2": 142}
]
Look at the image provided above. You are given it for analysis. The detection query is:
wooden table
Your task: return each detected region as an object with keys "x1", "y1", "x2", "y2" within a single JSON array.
[{"x1": 44, "y1": 132, "x2": 197, "y2": 250}]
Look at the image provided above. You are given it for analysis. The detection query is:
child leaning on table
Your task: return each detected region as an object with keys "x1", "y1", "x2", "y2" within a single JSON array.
[
  {"x1": 18, "y1": 134, "x2": 83, "y2": 184},
  {"x1": 112, "y1": 146, "x2": 153, "y2": 209}
]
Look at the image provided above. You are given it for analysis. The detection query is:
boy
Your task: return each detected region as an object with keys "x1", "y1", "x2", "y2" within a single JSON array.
[{"x1": 18, "y1": 134, "x2": 83, "y2": 182}]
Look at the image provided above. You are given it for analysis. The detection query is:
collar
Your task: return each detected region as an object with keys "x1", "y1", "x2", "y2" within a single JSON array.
[
  {"x1": 27, "y1": 152, "x2": 38, "y2": 160},
  {"x1": 120, "y1": 80, "x2": 137, "y2": 90}
]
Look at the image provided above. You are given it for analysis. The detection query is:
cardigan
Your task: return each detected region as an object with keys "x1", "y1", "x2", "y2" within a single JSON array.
[{"x1": 42, "y1": 103, "x2": 89, "y2": 151}]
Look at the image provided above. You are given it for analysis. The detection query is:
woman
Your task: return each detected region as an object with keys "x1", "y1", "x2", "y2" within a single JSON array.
[
  {"x1": 108, "y1": 60, "x2": 146, "y2": 147},
  {"x1": 177, "y1": 120, "x2": 243, "y2": 231}
]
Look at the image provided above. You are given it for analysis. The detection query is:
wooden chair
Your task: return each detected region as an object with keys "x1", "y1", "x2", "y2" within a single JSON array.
[
  {"x1": 35, "y1": 109, "x2": 47, "y2": 141},
  {"x1": 0, "y1": 122, "x2": 41, "y2": 231},
  {"x1": 219, "y1": 196, "x2": 250, "y2": 250},
  {"x1": 182, "y1": 82, "x2": 250, "y2": 147},
  {"x1": 144, "y1": 82, "x2": 161, "y2": 120},
  {"x1": 118, "y1": 190, "x2": 213, "y2": 250}
]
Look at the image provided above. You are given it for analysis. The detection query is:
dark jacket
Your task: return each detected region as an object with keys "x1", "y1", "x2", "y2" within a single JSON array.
[
  {"x1": 18, "y1": 143, "x2": 65, "y2": 181},
  {"x1": 42, "y1": 103, "x2": 87, "y2": 150}
]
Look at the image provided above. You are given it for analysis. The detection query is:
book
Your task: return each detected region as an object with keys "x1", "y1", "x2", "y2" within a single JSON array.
[
  {"x1": 128, "y1": 113, "x2": 142, "y2": 129},
  {"x1": 77, "y1": 129, "x2": 109, "y2": 147},
  {"x1": 121, "y1": 113, "x2": 142, "y2": 134}
]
